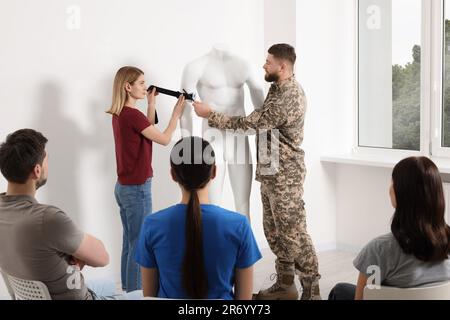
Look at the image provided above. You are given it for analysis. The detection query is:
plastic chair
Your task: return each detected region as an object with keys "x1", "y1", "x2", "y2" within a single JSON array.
[
  {"x1": 363, "y1": 282, "x2": 450, "y2": 300},
  {"x1": 5, "y1": 273, "x2": 51, "y2": 300},
  {"x1": 0, "y1": 269, "x2": 15, "y2": 300}
]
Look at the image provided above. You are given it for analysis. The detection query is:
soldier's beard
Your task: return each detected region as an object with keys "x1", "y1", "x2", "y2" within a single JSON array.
[{"x1": 265, "y1": 72, "x2": 279, "y2": 83}]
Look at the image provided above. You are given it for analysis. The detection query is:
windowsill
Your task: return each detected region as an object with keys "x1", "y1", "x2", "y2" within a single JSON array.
[{"x1": 321, "y1": 154, "x2": 450, "y2": 175}]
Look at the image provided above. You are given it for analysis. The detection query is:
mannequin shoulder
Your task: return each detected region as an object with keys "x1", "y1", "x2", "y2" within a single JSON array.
[
  {"x1": 226, "y1": 55, "x2": 252, "y2": 74},
  {"x1": 183, "y1": 55, "x2": 208, "y2": 76},
  {"x1": 213, "y1": 56, "x2": 253, "y2": 86},
  {"x1": 181, "y1": 57, "x2": 209, "y2": 87}
]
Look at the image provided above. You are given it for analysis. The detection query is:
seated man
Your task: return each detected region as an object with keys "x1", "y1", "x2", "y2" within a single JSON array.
[{"x1": 0, "y1": 129, "x2": 139, "y2": 300}]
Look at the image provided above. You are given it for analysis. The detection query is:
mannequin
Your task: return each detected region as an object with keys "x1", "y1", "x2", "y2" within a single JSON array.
[{"x1": 180, "y1": 44, "x2": 265, "y2": 218}]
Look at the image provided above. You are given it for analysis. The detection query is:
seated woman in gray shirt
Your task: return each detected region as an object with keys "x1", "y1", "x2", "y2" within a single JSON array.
[{"x1": 329, "y1": 157, "x2": 450, "y2": 300}]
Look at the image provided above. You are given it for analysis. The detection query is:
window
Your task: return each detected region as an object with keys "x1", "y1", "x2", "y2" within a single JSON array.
[
  {"x1": 358, "y1": 0, "x2": 422, "y2": 151},
  {"x1": 443, "y1": 3, "x2": 450, "y2": 147}
]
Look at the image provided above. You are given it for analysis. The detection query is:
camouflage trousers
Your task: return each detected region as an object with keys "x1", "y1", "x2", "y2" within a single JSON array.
[{"x1": 260, "y1": 181, "x2": 320, "y2": 279}]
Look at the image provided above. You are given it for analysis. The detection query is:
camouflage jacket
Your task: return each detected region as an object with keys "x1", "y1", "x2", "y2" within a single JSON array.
[{"x1": 208, "y1": 76, "x2": 306, "y2": 185}]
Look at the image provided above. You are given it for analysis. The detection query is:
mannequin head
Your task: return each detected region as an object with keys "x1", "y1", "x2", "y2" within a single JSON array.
[{"x1": 264, "y1": 43, "x2": 296, "y2": 83}]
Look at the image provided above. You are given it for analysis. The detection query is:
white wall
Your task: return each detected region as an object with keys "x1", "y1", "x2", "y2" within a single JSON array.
[
  {"x1": 294, "y1": 0, "x2": 394, "y2": 254},
  {"x1": 264, "y1": 0, "x2": 296, "y2": 50},
  {"x1": 0, "y1": 0, "x2": 264, "y2": 284},
  {"x1": 298, "y1": 0, "x2": 394, "y2": 253},
  {"x1": 296, "y1": 0, "x2": 356, "y2": 251},
  {"x1": 336, "y1": 165, "x2": 393, "y2": 251},
  {"x1": 329, "y1": 1, "x2": 397, "y2": 252}
]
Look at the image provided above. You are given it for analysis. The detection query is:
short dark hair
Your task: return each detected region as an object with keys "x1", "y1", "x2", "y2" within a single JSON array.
[
  {"x1": 268, "y1": 43, "x2": 296, "y2": 66},
  {"x1": 391, "y1": 157, "x2": 450, "y2": 262},
  {"x1": 0, "y1": 129, "x2": 48, "y2": 183}
]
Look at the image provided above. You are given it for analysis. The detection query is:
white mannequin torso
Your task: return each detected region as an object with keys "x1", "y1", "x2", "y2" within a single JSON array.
[
  {"x1": 180, "y1": 46, "x2": 264, "y2": 217},
  {"x1": 195, "y1": 51, "x2": 250, "y2": 116},
  {"x1": 181, "y1": 46, "x2": 264, "y2": 145}
]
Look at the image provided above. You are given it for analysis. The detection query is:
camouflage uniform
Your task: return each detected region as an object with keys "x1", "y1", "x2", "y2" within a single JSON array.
[{"x1": 208, "y1": 76, "x2": 320, "y2": 299}]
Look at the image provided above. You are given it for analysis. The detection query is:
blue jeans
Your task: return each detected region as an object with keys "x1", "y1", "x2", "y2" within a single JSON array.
[
  {"x1": 87, "y1": 278, "x2": 143, "y2": 300},
  {"x1": 114, "y1": 178, "x2": 152, "y2": 292},
  {"x1": 328, "y1": 283, "x2": 356, "y2": 300}
]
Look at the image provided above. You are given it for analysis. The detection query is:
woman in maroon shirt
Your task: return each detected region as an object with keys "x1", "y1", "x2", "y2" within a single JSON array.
[{"x1": 106, "y1": 66, "x2": 185, "y2": 292}]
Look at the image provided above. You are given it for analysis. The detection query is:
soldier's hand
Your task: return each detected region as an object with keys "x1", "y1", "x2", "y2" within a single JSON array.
[{"x1": 193, "y1": 101, "x2": 212, "y2": 118}]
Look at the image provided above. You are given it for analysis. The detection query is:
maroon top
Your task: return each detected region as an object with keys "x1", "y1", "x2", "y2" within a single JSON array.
[{"x1": 112, "y1": 107, "x2": 153, "y2": 185}]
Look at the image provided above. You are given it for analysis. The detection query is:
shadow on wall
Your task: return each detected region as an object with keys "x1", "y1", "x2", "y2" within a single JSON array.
[
  {"x1": 86, "y1": 77, "x2": 122, "y2": 271},
  {"x1": 33, "y1": 81, "x2": 84, "y2": 225},
  {"x1": 32, "y1": 79, "x2": 123, "y2": 280},
  {"x1": 86, "y1": 77, "x2": 116, "y2": 212},
  {"x1": 32, "y1": 81, "x2": 118, "y2": 228}
]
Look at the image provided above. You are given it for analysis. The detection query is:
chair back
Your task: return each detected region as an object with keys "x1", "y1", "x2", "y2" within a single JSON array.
[
  {"x1": 0, "y1": 269, "x2": 15, "y2": 300},
  {"x1": 6, "y1": 274, "x2": 51, "y2": 300},
  {"x1": 363, "y1": 282, "x2": 450, "y2": 300}
]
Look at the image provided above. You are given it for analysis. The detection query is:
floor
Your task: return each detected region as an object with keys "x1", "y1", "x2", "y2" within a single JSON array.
[
  {"x1": 253, "y1": 248, "x2": 359, "y2": 299},
  {"x1": 0, "y1": 249, "x2": 359, "y2": 300},
  {"x1": 112, "y1": 248, "x2": 359, "y2": 299}
]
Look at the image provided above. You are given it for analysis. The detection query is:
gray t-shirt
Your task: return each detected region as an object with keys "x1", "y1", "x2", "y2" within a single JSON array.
[
  {"x1": 354, "y1": 233, "x2": 450, "y2": 288},
  {"x1": 0, "y1": 194, "x2": 92, "y2": 300}
]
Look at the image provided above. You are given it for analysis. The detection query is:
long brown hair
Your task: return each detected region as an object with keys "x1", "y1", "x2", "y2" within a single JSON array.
[
  {"x1": 391, "y1": 157, "x2": 450, "y2": 262},
  {"x1": 106, "y1": 66, "x2": 144, "y2": 116},
  {"x1": 170, "y1": 137, "x2": 216, "y2": 299}
]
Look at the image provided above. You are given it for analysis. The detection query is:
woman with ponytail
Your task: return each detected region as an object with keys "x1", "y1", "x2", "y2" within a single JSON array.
[{"x1": 136, "y1": 137, "x2": 262, "y2": 299}]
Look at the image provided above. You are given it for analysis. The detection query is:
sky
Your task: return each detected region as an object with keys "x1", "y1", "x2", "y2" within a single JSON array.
[{"x1": 391, "y1": 0, "x2": 421, "y2": 66}]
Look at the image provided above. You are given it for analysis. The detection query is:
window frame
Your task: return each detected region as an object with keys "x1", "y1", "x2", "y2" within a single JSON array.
[
  {"x1": 355, "y1": 0, "x2": 431, "y2": 158},
  {"x1": 431, "y1": 0, "x2": 450, "y2": 157}
]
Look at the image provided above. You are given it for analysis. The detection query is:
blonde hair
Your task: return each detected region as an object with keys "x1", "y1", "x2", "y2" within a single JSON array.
[{"x1": 106, "y1": 66, "x2": 144, "y2": 116}]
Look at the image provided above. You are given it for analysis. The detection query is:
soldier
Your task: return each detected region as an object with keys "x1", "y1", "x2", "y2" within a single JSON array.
[{"x1": 193, "y1": 44, "x2": 321, "y2": 300}]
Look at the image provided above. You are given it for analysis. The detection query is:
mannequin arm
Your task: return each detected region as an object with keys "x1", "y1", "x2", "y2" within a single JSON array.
[
  {"x1": 180, "y1": 101, "x2": 193, "y2": 137},
  {"x1": 245, "y1": 67, "x2": 265, "y2": 111},
  {"x1": 180, "y1": 64, "x2": 199, "y2": 137}
]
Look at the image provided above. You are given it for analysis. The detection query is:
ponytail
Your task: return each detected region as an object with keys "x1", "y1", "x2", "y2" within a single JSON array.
[
  {"x1": 171, "y1": 137, "x2": 215, "y2": 299},
  {"x1": 182, "y1": 189, "x2": 208, "y2": 299}
]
